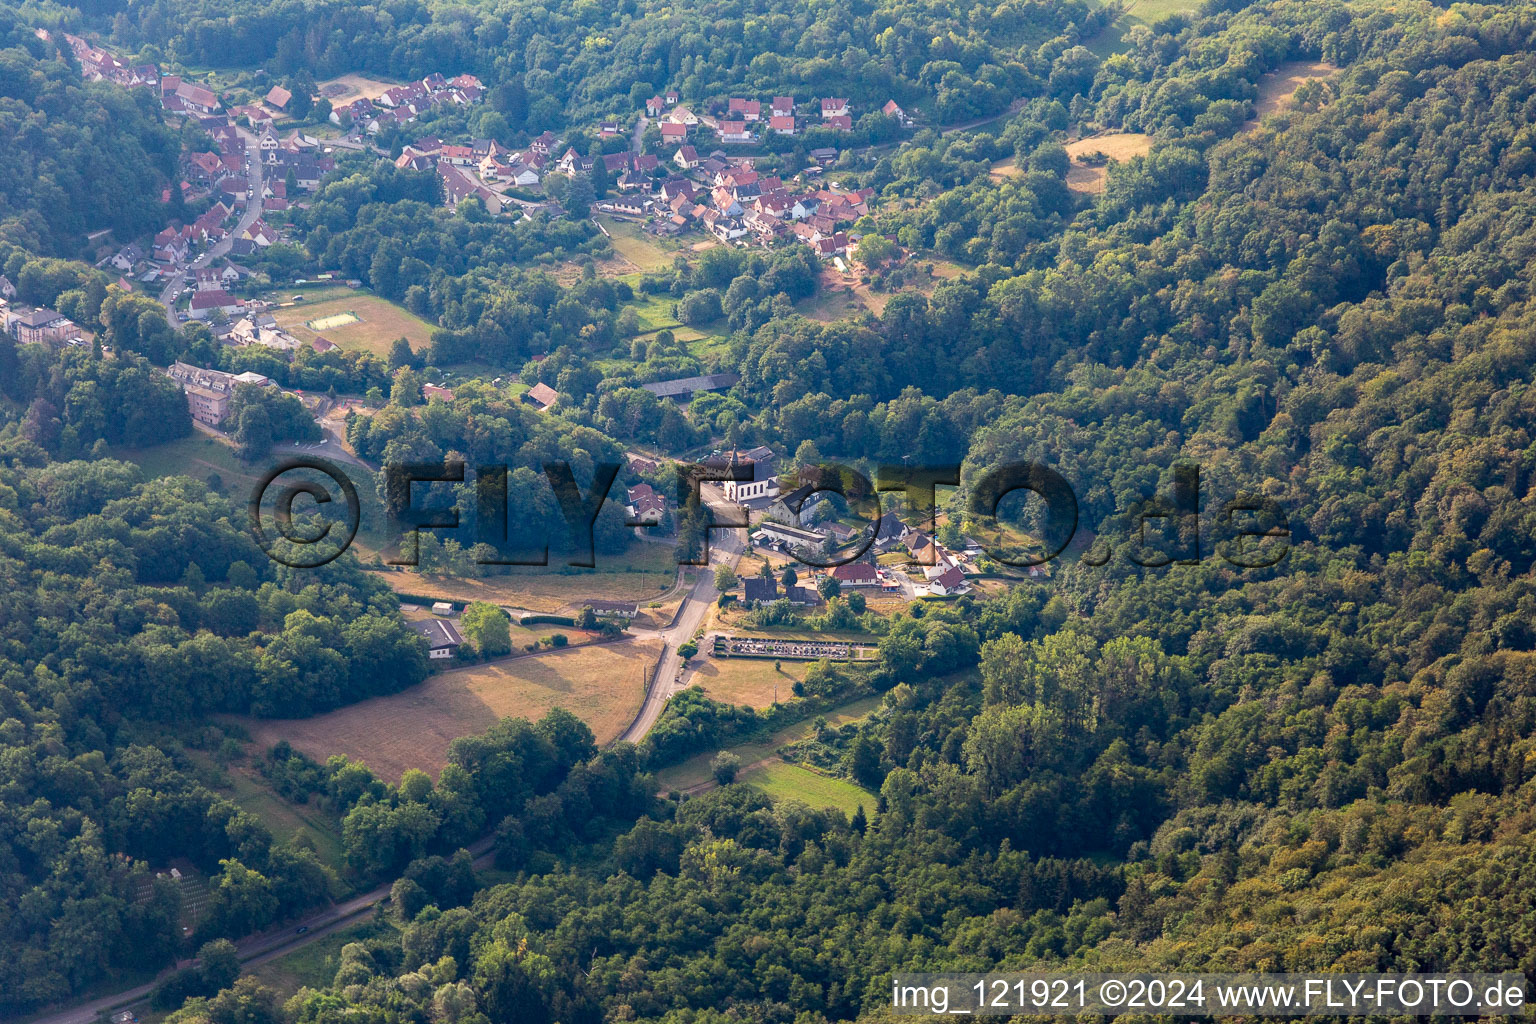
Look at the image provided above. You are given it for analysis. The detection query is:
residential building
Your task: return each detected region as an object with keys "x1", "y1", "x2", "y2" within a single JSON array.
[
  {"x1": 743, "y1": 575, "x2": 779, "y2": 603},
  {"x1": 625, "y1": 483, "x2": 667, "y2": 524},
  {"x1": 525, "y1": 382, "x2": 560, "y2": 409},
  {"x1": 409, "y1": 618, "x2": 464, "y2": 659},
  {"x1": 584, "y1": 599, "x2": 638, "y2": 619},
  {"x1": 8, "y1": 308, "x2": 82, "y2": 346},
  {"x1": 166, "y1": 362, "x2": 272, "y2": 425},
  {"x1": 830, "y1": 562, "x2": 879, "y2": 586},
  {"x1": 756, "y1": 520, "x2": 826, "y2": 552}
]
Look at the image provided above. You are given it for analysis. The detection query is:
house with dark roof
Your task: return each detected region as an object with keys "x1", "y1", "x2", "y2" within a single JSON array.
[
  {"x1": 642, "y1": 371, "x2": 739, "y2": 399},
  {"x1": 929, "y1": 565, "x2": 969, "y2": 596},
  {"x1": 409, "y1": 618, "x2": 464, "y2": 659},
  {"x1": 743, "y1": 575, "x2": 779, "y2": 604},
  {"x1": 626, "y1": 483, "x2": 667, "y2": 524},
  {"x1": 584, "y1": 599, "x2": 638, "y2": 619},
  {"x1": 830, "y1": 562, "x2": 878, "y2": 585}
]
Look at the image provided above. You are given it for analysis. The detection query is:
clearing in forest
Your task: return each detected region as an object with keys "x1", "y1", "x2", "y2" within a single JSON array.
[{"x1": 240, "y1": 639, "x2": 660, "y2": 781}]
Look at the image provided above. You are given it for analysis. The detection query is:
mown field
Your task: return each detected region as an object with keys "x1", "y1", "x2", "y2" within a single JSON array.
[
  {"x1": 117, "y1": 432, "x2": 391, "y2": 553},
  {"x1": 240, "y1": 638, "x2": 659, "y2": 781},
  {"x1": 653, "y1": 694, "x2": 881, "y2": 792},
  {"x1": 690, "y1": 655, "x2": 809, "y2": 708},
  {"x1": 249, "y1": 919, "x2": 398, "y2": 1000},
  {"x1": 185, "y1": 750, "x2": 350, "y2": 881},
  {"x1": 379, "y1": 541, "x2": 680, "y2": 612},
  {"x1": 272, "y1": 291, "x2": 436, "y2": 356},
  {"x1": 740, "y1": 760, "x2": 873, "y2": 818}
]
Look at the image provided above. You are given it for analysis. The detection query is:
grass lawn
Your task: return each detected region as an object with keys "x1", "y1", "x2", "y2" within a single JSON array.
[
  {"x1": 741, "y1": 760, "x2": 873, "y2": 817},
  {"x1": 627, "y1": 290, "x2": 684, "y2": 332},
  {"x1": 653, "y1": 694, "x2": 881, "y2": 792},
  {"x1": 271, "y1": 291, "x2": 437, "y2": 356},
  {"x1": 1087, "y1": 0, "x2": 1201, "y2": 56},
  {"x1": 596, "y1": 216, "x2": 676, "y2": 272},
  {"x1": 119, "y1": 432, "x2": 392, "y2": 555},
  {"x1": 185, "y1": 752, "x2": 349, "y2": 882},
  {"x1": 248, "y1": 919, "x2": 398, "y2": 999},
  {"x1": 238, "y1": 638, "x2": 660, "y2": 781},
  {"x1": 379, "y1": 541, "x2": 680, "y2": 613},
  {"x1": 691, "y1": 656, "x2": 810, "y2": 709}
]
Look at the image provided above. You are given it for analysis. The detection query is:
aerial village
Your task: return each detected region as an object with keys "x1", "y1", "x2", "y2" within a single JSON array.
[{"x1": 1, "y1": 29, "x2": 1003, "y2": 629}]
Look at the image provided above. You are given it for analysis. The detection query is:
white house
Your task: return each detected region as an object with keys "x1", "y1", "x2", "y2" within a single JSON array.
[{"x1": 410, "y1": 618, "x2": 464, "y2": 659}]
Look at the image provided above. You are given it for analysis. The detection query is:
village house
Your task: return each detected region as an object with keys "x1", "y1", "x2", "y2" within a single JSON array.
[
  {"x1": 673, "y1": 145, "x2": 701, "y2": 170},
  {"x1": 824, "y1": 114, "x2": 853, "y2": 131},
  {"x1": 882, "y1": 99, "x2": 910, "y2": 124},
  {"x1": 728, "y1": 98, "x2": 761, "y2": 121},
  {"x1": 772, "y1": 96, "x2": 795, "y2": 117},
  {"x1": 743, "y1": 575, "x2": 779, "y2": 604},
  {"x1": 409, "y1": 618, "x2": 463, "y2": 660},
  {"x1": 661, "y1": 121, "x2": 688, "y2": 144},
  {"x1": 830, "y1": 562, "x2": 879, "y2": 586},
  {"x1": 438, "y1": 164, "x2": 504, "y2": 215},
  {"x1": 625, "y1": 483, "x2": 667, "y2": 525},
  {"x1": 819, "y1": 97, "x2": 850, "y2": 118},
  {"x1": 422, "y1": 383, "x2": 455, "y2": 402},
  {"x1": 584, "y1": 599, "x2": 638, "y2": 619},
  {"x1": 929, "y1": 564, "x2": 970, "y2": 596},
  {"x1": 525, "y1": 382, "x2": 560, "y2": 410},
  {"x1": 265, "y1": 85, "x2": 292, "y2": 111},
  {"x1": 188, "y1": 289, "x2": 241, "y2": 320},
  {"x1": 769, "y1": 115, "x2": 796, "y2": 136},
  {"x1": 645, "y1": 95, "x2": 666, "y2": 117},
  {"x1": 174, "y1": 81, "x2": 220, "y2": 114},
  {"x1": 756, "y1": 520, "x2": 828, "y2": 555}
]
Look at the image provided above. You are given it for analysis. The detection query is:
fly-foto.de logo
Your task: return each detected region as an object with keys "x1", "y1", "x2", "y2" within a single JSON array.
[{"x1": 249, "y1": 458, "x2": 1291, "y2": 571}]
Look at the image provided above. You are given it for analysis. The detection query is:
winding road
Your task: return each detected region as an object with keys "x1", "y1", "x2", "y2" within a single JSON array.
[{"x1": 25, "y1": 508, "x2": 752, "y2": 1024}]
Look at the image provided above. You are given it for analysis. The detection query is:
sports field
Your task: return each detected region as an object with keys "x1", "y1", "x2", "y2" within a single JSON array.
[
  {"x1": 241, "y1": 639, "x2": 659, "y2": 781},
  {"x1": 306, "y1": 311, "x2": 361, "y2": 331},
  {"x1": 273, "y1": 293, "x2": 436, "y2": 356}
]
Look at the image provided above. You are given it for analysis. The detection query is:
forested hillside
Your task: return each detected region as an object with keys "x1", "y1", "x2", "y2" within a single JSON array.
[
  {"x1": 5, "y1": 0, "x2": 1536, "y2": 1019},
  {"x1": 0, "y1": 9, "x2": 179, "y2": 254}
]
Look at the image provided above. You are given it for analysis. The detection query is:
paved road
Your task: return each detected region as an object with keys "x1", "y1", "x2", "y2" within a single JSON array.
[
  {"x1": 159, "y1": 124, "x2": 265, "y2": 323},
  {"x1": 26, "y1": 837, "x2": 493, "y2": 1024},
  {"x1": 620, "y1": 522, "x2": 746, "y2": 743},
  {"x1": 28, "y1": 502, "x2": 753, "y2": 1024}
]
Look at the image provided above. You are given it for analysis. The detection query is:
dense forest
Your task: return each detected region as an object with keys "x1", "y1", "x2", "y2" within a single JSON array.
[
  {"x1": 0, "y1": 10, "x2": 180, "y2": 254},
  {"x1": 6, "y1": 0, "x2": 1536, "y2": 1019}
]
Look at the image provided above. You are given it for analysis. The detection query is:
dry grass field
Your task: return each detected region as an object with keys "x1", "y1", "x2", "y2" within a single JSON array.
[
  {"x1": 318, "y1": 73, "x2": 400, "y2": 106},
  {"x1": 1063, "y1": 133, "x2": 1155, "y2": 194},
  {"x1": 273, "y1": 294, "x2": 436, "y2": 356},
  {"x1": 1249, "y1": 60, "x2": 1338, "y2": 124},
  {"x1": 692, "y1": 656, "x2": 810, "y2": 708},
  {"x1": 379, "y1": 545, "x2": 680, "y2": 613},
  {"x1": 241, "y1": 639, "x2": 659, "y2": 781}
]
